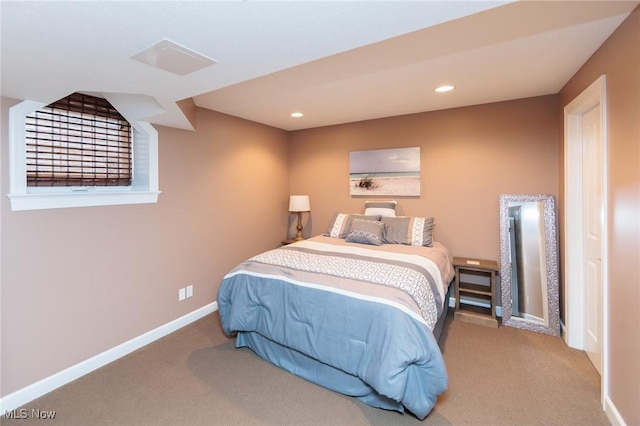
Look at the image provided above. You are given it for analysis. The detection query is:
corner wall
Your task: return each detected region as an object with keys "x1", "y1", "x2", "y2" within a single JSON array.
[
  {"x1": 0, "y1": 103, "x2": 289, "y2": 397},
  {"x1": 559, "y1": 6, "x2": 640, "y2": 425},
  {"x1": 288, "y1": 95, "x2": 559, "y2": 263}
]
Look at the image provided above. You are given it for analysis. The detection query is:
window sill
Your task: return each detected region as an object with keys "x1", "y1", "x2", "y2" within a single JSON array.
[{"x1": 7, "y1": 190, "x2": 161, "y2": 211}]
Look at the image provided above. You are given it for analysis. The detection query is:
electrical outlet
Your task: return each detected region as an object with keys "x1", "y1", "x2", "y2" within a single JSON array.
[
  {"x1": 186, "y1": 285, "x2": 193, "y2": 298},
  {"x1": 178, "y1": 288, "x2": 186, "y2": 301}
]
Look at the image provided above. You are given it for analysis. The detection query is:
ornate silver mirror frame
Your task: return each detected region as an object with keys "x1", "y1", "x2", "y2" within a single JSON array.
[{"x1": 499, "y1": 194, "x2": 560, "y2": 336}]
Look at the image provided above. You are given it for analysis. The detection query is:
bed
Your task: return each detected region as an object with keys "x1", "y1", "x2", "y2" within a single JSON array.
[{"x1": 217, "y1": 213, "x2": 454, "y2": 419}]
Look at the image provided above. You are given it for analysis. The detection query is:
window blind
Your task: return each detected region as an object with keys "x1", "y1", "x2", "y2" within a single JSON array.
[{"x1": 25, "y1": 93, "x2": 132, "y2": 187}]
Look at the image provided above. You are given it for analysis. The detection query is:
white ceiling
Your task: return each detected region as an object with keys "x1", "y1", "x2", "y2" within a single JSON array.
[{"x1": 1, "y1": 1, "x2": 637, "y2": 131}]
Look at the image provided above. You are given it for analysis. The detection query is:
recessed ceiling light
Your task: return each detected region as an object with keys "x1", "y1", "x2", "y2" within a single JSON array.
[
  {"x1": 435, "y1": 85, "x2": 455, "y2": 93},
  {"x1": 290, "y1": 112, "x2": 304, "y2": 118}
]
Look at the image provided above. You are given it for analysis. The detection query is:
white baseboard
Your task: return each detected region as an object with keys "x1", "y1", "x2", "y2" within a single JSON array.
[
  {"x1": 0, "y1": 302, "x2": 218, "y2": 414},
  {"x1": 604, "y1": 395, "x2": 626, "y2": 426}
]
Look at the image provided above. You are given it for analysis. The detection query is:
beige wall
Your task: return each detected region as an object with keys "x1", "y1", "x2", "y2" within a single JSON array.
[
  {"x1": 559, "y1": 6, "x2": 640, "y2": 425},
  {"x1": 0, "y1": 103, "x2": 289, "y2": 396},
  {"x1": 289, "y1": 95, "x2": 559, "y2": 263}
]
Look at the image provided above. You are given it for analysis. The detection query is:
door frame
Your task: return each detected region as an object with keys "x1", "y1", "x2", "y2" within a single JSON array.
[{"x1": 563, "y1": 75, "x2": 608, "y2": 406}]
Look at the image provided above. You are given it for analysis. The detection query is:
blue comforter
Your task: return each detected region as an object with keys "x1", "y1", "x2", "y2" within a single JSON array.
[{"x1": 217, "y1": 236, "x2": 453, "y2": 419}]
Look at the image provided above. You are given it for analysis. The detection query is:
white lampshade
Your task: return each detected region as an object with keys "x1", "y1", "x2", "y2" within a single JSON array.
[{"x1": 289, "y1": 195, "x2": 310, "y2": 212}]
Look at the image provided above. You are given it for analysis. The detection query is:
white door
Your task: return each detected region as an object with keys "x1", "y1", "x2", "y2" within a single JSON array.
[
  {"x1": 565, "y1": 75, "x2": 607, "y2": 404},
  {"x1": 582, "y1": 105, "x2": 603, "y2": 375}
]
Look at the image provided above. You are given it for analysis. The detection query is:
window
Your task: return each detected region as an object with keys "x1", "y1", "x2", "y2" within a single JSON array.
[
  {"x1": 26, "y1": 93, "x2": 132, "y2": 187},
  {"x1": 8, "y1": 93, "x2": 160, "y2": 211}
]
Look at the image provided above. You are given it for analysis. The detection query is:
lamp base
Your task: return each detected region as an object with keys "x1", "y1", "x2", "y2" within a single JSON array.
[{"x1": 294, "y1": 212, "x2": 305, "y2": 240}]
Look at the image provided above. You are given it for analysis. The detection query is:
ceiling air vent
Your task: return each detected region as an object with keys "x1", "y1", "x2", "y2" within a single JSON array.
[{"x1": 132, "y1": 39, "x2": 217, "y2": 76}]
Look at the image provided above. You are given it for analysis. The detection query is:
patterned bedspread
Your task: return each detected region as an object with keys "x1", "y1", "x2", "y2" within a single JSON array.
[
  {"x1": 251, "y1": 240, "x2": 446, "y2": 328},
  {"x1": 217, "y1": 235, "x2": 454, "y2": 419}
]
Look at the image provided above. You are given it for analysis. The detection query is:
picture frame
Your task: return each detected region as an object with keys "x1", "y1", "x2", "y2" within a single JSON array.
[{"x1": 349, "y1": 147, "x2": 421, "y2": 196}]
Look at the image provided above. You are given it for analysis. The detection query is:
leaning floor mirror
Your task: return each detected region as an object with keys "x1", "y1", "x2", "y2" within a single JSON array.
[{"x1": 499, "y1": 194, "x2": 560, "y2": 336}]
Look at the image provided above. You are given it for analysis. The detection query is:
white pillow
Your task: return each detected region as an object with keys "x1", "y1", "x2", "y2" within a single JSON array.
[{"x1": 364, "y1": 200, "x2": 397, "y2": 217}]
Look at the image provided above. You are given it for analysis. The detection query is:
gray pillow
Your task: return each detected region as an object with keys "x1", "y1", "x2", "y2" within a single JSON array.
[
  {"x1": 345, "y1": 219, "x2": 386, "y2": 246},
  {"x1": 381, "y1": 216, "x2": 435, "y2": 247},
  {"x1": 324, "y1": 213, "x2": 381, "y2": 239}
]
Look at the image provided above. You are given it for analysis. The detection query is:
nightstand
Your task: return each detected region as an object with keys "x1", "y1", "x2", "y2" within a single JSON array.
[
  {"x1": 281, "y1": 238, "x2": 298, "y2": 245},
  {"x1": 453, "y1": 256, "x2": 499, "y2": 328}
]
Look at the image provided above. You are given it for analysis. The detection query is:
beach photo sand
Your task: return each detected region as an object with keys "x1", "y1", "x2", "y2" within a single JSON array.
[{"x1": 350, "y1": 175, "x2": 421, "y2": 196}]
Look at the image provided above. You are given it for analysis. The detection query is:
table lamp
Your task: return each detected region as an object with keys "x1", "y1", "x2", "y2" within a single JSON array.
[{"x1": 289, "y1": 195, "x2": 311, "y2": 241}]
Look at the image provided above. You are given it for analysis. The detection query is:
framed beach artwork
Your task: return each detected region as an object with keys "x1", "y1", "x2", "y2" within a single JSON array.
[{"x1": 350, "y1": 147, "x2": 421, "y2": 196}]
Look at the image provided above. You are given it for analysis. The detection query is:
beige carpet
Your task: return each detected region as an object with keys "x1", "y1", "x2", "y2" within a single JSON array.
[{"x1": 2, "y1": 312, "x2": 609, "y2": 425}]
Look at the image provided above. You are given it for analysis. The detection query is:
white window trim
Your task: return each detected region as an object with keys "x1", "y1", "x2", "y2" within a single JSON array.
[{"x1": 7, "y1": 99, "x2": 161, "y2": 211}]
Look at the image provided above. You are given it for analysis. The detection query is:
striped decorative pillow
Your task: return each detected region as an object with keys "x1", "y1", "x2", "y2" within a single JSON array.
[
  {"x1": 364, "y1": 200, "x2": 397, "y2": 217},
  {"x1": 381, "y1": 216, "x2": 435, "y2": 247},
  {"x1": 324, "y1": 213, "x2": 381, "y2": 239}
]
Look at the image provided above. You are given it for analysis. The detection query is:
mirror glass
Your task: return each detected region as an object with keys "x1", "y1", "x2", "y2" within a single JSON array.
[{"x1": 499, "y1": 194, "x2": 560, "y2": 336}]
